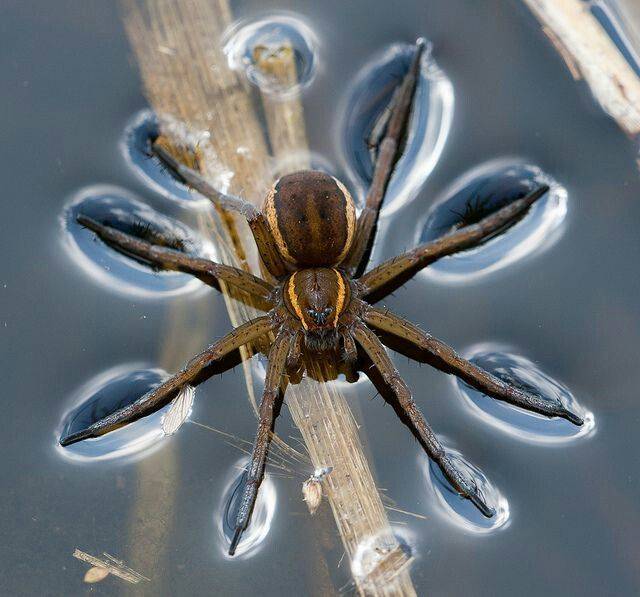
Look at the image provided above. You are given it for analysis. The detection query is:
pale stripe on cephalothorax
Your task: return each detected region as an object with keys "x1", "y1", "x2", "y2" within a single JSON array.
[
  {"x1": 332, "y1": 177, "x2": 356, "y2": 264},
  {"x1": 286, "y1": 272, "x2": 308, "y2": 329},
  {"x1": 264, "y1": 185, "x2": 296, "y2": 264},
  {"x1": 332, "y1": 268, "x2": 347, "y2": 327}
]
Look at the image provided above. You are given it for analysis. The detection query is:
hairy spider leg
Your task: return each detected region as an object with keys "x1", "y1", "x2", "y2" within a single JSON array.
[
  {"x1": 77, "y1": 215, "x2": 274, "y2": 306},
  {"x1": 152, "y1": 143, "x2": 288, "y2": 278},
  {"x1": 343, "y1": 38, "x2": 426, "y2": 275},
  {"x1": 363, "y1": 307, "x2": 583, "y2": 425},
  {"x1": 359, "y1": 184, "x2": 550, "y2": 303},
  {"x1": 353, "y1": 323, "x2": 495, "y2": 517},
  {"x1": 229, "y1": 330, "x2": 291, "y2": 555},
  {"x1": 59, "y1": 317, "x2": 273, "y2": 445}
]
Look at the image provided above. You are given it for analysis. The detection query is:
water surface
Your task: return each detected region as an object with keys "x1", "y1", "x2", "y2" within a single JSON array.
[{"x1": 2, "y1": 1, "x2": 640, "y2": 595}]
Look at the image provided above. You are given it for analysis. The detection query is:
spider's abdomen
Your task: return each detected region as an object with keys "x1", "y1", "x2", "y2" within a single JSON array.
[{"x1": 264, "y1": 170, "x2": 356, "y2": 267}]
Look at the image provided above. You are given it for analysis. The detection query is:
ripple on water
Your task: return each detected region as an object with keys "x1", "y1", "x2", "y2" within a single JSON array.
[
  {"x1": 455, "y1": 344, "x2": 595, "y2": 444},
  {"x1": 223, "y1": 13, "x2": 318, "y2": 98},
  {"x1": 121, "y1": 109, "x2": 216, "y2": 204},
  {"x1": 351, "y1": 527, "x2": 415, "y2": 590},
  {"x1": 217, "y1": 458, "x2": 277, "y2": 559},
  {"x1": 61, "y1": 184, "x2": 215, "y2": 298},
  {"x1": 422, "y1": 450, "x2": 510, "y2": 534},
  {"x1": 340, "y1": 40, "x2": 453, "y2": 214},
  {"x1": 57, "y1": 364, "x2": 170, "y2": 462},
  {"x1": 418, "y1": 159, "x2": 568, "y2": 283}
]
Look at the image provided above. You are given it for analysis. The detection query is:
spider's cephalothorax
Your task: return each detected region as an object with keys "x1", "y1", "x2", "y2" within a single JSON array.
[
  {"x1": 284, "y1": 266, "x2": 352, "y2": 351},
  {"x1": 62, "y1": 39, "x2": 583, "y2": 557}
]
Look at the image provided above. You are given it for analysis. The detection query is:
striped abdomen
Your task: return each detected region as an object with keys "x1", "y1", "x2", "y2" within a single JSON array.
[{"x1": 264, "y1": 170, "x2": 356, "y2": 268}]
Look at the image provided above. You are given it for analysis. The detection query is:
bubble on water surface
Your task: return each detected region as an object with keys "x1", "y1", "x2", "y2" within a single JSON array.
[
  {"x1": 61, "y1": 184, "x2": 214, "y2": 298},
  {"x1": 223, "y1": 14, "x2": 318, "y2": 98},
  {"x1": 340, "y1": 41, "x2": 453, "y2": 214},
  {"x1": 455, "y1": 344, "x2": 595, "y2": 444},
  {"x1": 57, "y1": 364, "x2": 171, "y2": 462},
  {"x1": 417, "y1": 160, "x2": 568, "y2": 283}
]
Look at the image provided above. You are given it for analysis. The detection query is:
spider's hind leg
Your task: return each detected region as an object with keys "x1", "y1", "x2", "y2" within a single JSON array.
[
  {"x1": 342, "y1": 38, "x2": 426, "y2": 275},
  {"x1": 364, "y1": 306, "x2": 583, "y2": 426},
  {"x1": 59, "y1": 316, "x2": 273, "y2": 446},
  {"x1": 354, "y1": 323, "x2": 495, "y2": 517},
  {"x1": 229, "y1": 331, "x2": 291, "y2": 555}
]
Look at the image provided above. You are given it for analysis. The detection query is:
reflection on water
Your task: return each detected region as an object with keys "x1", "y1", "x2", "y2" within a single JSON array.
[
  {"x1": 340, "y1": 41, "x2": 453, "y2": 215},
  {"x1": 417, "y1": 159, "x2": 568, "y2": 283},
  {"x1": 60, "y1": 184, "x2": 214, "y2": 298},
  {"x1": 122, "y1": 109, "x2": 222, "y2": 204},
  {"x1": 57, "y1": 364, "x2": 169, "y2": 462},
  {"x1": 455, "y1": 344, "x2": 596, "y2": 444},
  {"x1": 217, "y1": 459, "x2": 277, "y2": 559},
  {"x1": 223, "y1": 13, "x2": 318, "y2": 98},
  {"x1": 590, "y1": 1, "x2": 640, "y2": 77},
  {"x1": 9, "y1": 0, "x2": 640, "y2": 593},
  {"x1": 422, "y1": 450, "x2": 510, "y2": 533}
]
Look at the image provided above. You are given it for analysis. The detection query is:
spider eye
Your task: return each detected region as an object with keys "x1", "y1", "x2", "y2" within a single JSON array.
[{"x1": 306, "y1": 307, "x2": 333, "y2": 325}]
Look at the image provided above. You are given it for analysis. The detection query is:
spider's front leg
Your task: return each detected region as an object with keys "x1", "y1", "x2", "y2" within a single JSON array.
[
  {"x1": 353, "y1": 322, "x2": 495, "y2": 517},
  {"x1": 342, "y1": 38, "x2": 426, "y2": 275},
  {"x1": 364, "y1": 306, "x2": 583, "y2": 425},
  {"x1": 59, "y1": 316, "x2": 273, "y2": 446},
  {"x1": 152, "y1": 143, "x2": 288, "y2": 278},
  {"x1": 359, "y1": 184, "x2": 549, "y2": 302},
  {"x1": 229, "y1": 330, "x2": 292, "y2": 555}
]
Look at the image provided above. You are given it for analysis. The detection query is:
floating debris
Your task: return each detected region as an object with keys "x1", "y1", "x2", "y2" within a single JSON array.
[
  {"x1": 73, "y1": 549, "x2": 149, "y2": 584},
  {"x1": 302, "y1": 466, "x2": 333, "y2": 515},
  {"x1": 162, "y1": 384, "x2": 195, "y2": 435}
]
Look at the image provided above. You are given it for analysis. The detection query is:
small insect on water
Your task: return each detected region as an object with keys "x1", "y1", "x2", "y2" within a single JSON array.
[{"x1": 61, "y1": 39, "x2": 583, "y2": 555}]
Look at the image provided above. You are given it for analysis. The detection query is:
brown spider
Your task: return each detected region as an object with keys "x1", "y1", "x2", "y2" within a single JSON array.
[{"x1": 61, "y1": 40, "x2": 582, "y2": 555}]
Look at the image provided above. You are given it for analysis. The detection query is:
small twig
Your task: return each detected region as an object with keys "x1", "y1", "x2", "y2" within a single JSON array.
[{"x1": 73, "y1": 549, "x2": 149, "y2": 584}]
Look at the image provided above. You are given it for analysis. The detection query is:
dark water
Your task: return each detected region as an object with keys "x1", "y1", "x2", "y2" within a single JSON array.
[{"x1": 2, "y1": 0, "x2": 640, "y2": 595}]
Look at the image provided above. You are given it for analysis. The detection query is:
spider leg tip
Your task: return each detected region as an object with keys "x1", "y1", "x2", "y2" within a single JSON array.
[
  {"x1": 476, "y1": 499, "x2": 496, "y2": 519},
  {"x1": 466, "y1": 489, "x2": 495, "y2": 518},
  {"x1": 228, "y1": 527, "x2": 244, "y2": 556},
  {"x1": 564, "y1": 410, "x2": 584, "y2": 427},
  {"x1": 59, "y1": 428, "x2": 92, "y2": 447}
]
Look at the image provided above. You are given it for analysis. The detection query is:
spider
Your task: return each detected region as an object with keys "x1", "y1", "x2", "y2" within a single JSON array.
[{"x1": 61, "y1": 40, "x2": 583, "y2": 555}]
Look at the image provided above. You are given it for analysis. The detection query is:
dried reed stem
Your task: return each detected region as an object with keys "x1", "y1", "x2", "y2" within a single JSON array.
[
  {"x1": 523, "y1": 0, "x2": 640, "y2": 136},
  {"x1": 121, "y1": 1, "x2": 416, "y2": 594}
]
